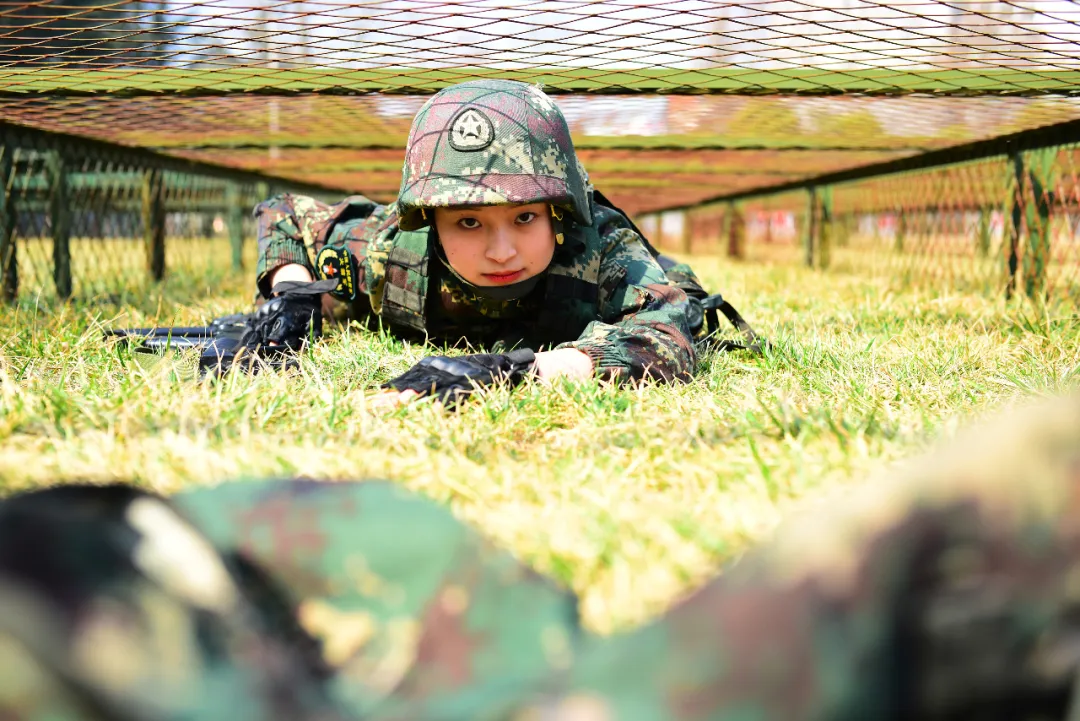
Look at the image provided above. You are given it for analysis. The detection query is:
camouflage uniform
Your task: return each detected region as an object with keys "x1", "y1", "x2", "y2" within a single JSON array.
[
  {"x1": 256, "y1": 80, "x2": 696, "y2": 382},
  {"x1": 6, "y1": 393, "x2": 1080, "y2": 719}
]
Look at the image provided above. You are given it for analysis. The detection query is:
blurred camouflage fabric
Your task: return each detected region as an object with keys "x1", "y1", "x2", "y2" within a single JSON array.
[
  {"x1": 0, "y1": 484, "x2": 349, "y2": 721},
  {"x1": 175, "y1": 481, "x2": 581, "y2": 716},
  {"x1": 5, "y1": 393, "x2": 1080, "y2": 719}
]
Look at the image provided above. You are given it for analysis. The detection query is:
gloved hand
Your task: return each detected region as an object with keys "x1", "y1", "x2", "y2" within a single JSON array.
[
  {"x1": 239, "y1": 279, "x2": 339, "y2": 351},
  {"x1": 200, "y1": 279, "x2": 338, "y2": 377},
  {"x1": 381, "y1": 348, "x2": 537, "y2": 408}
]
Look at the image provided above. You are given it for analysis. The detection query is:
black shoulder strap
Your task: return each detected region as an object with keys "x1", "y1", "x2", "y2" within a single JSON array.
[{"x1": 700, "y1": 294, "x2": 768, "y2": 354}]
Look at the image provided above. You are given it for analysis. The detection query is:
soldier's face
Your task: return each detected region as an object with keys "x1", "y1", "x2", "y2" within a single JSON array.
[{"x1": 434, "y1": 203, "x2": 556, "y2": 287}]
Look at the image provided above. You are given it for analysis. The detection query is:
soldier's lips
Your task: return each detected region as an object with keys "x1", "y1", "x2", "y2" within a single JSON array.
[{"x1": 482, "y1": 270, "x2": 525, "y2": 284}]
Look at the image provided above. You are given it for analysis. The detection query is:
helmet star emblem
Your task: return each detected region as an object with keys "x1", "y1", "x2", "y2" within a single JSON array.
[{"x1": 448, "y1": 108, "x2": 494, "y2": 151}]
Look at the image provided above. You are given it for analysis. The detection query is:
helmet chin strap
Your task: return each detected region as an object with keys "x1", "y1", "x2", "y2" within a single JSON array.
[{"x1": 550, "y1": 204, "x2": 566, "y2": 246}]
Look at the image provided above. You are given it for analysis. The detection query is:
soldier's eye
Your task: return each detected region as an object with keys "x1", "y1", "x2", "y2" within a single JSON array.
[
  {"x1": 457, "y1": 217, "x2": 481, "y2": 230},
  {"x1": 516, "y1": 212, "x2": 538, "y2": 225}
]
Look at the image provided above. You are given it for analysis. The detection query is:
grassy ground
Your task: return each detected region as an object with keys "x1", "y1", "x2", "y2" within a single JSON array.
[{"x1": 3, "y1": 253, "x2": 1079, "y2": 634}]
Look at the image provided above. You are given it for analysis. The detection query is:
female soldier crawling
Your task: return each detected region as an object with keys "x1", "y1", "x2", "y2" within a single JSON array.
[{"x1": 249, "y1": 79, "x2": 745, "y2": 406}]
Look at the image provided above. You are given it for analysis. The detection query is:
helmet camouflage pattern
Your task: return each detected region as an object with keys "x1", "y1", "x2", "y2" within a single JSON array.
[{"x1": 396, "y1": 79, "x2": 592, "y2": 231}]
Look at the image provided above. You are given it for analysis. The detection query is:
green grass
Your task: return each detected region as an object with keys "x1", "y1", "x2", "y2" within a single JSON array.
[{"x1": 2, "y1": 253, "x2": 1079, "y2": 634}]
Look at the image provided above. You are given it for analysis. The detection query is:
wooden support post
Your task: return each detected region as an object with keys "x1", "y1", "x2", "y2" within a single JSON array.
[
  {"x1": 680, "y1": 210, "x2": 693, "y2": 254},
  {"x1": 1007, "y1": 151, "x2": 1024, "y2": 299},
  {"x1": 727, "y1": 201, "x2": 745, "y2": 260},
  {"x1": 46, "y1": 151, "x2": 71, "y2": 299},
  {"x1": 719, "y1": 205, "x2": 731, "y2": 253},
  {"x1": 894, "y1": 209, "x2": 906, "y2": 253},
  {"x1": 200, "y1": 212, "x2": 214, "y2": 239},
  {"x1": 804, "y1": 187, "x2": 818, "y2": 267},
  {"x1": 0, "y1": 147, "x2": 16, "y2": 302},
  {"x1": 1023, "y1": 147, "x2": 1055, "y2": 301},
  {"x1": 226, "y1": 182, "x2": 244, "y2": 271},
  {"x1": 977, "y1": 207, "x2": 991, "y2": 257},
  {"x1": 142, "y1": 168, "x2": 166, "y2": 281},
  {"x1": 818, "y1": 186, "x2": 833, "y2": 270}
]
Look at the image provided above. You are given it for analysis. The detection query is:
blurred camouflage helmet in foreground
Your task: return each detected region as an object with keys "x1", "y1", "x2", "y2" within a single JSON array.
[
  {"x1": 0, "y1": 480, "x2": 579, "y2": 721},
  {"x1": 0, "y1": 484, "x2": 348, "y2": 721},
  {"x1": 396, "y1": 79, "x2": 592, "y2": 231},
  {"x1": 7, "y1": 393, "x2": 1080, "y2": 719}
]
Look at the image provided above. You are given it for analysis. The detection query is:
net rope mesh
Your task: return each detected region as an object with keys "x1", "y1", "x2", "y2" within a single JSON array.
[{"x1": 2, "y1": 1, "x2": 1080, "y2": 299}]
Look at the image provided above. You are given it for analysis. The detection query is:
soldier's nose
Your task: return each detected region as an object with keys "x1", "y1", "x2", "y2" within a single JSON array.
[{"x1": 486, "y1": 232, "x2": 517, "y2": 264}]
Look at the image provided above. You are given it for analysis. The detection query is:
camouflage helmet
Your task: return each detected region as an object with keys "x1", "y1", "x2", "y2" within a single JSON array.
[{"x1": 396, "y1": 79, "x2": 592, "y2": 231}]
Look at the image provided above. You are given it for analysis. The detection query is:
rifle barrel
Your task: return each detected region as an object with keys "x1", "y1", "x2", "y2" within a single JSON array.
[{"x1": 106, "y1": 326, "x2": 216, "y2": 339}]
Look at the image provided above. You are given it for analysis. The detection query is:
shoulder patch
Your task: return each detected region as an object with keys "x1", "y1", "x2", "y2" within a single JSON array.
[
  {"x1": 449, "y1": 107, "x2": 495, "y2": 152},
  {"x1": 316, "y1": 244, "x2": 358, "y2": 301}
]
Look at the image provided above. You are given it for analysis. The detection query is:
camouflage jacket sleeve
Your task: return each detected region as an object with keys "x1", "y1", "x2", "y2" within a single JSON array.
[
  {"x1": 255, "y1": 193, "x2": 332, "y2": 296},
  {"x1": 254, "y1": 193, "x2": 389, "y2": 302},
  {"x1": 557, "y1": 213, "x2": 697, "y2": 382}
]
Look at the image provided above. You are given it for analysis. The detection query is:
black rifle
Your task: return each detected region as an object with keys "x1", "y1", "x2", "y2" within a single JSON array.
[
  {"x1": 105, "y1": 279, "x2": 337, "y2": 377},
  {"x1": 104, "y1": 314, "x2": 250, "y2": 351},
  {"x1": 105, "y1": 312, "x2": 290, "y2": 377}
]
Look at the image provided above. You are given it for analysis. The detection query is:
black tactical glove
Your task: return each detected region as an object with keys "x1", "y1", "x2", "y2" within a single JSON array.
[
  {"x1": 239, "y1": 279, "x2": 339, "y2": 351},
  {"x1": 200, "y1": 279, "x2": 338, "y2": 377},
  {"x1": 381, "y1": 348, "x2": 537, "y2": 408}
]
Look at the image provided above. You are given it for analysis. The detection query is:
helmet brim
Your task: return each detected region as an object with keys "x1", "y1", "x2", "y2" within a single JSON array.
[{"x1": 397, "y1": 174, "x2": 579, "y2": 231}]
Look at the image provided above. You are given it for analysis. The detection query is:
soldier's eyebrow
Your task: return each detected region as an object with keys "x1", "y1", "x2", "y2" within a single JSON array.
[{"x1": 443, "y1": 202, "x2": 539, "y2": 214}]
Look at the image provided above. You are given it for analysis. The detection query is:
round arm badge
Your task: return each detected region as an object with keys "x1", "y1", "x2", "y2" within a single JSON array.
[
  {"x1": 315, "y1": 244, "x2": 358, "y2": 302},
  {"x1": 448, "y1": 107, "x2": 494, "y2": 152}
]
